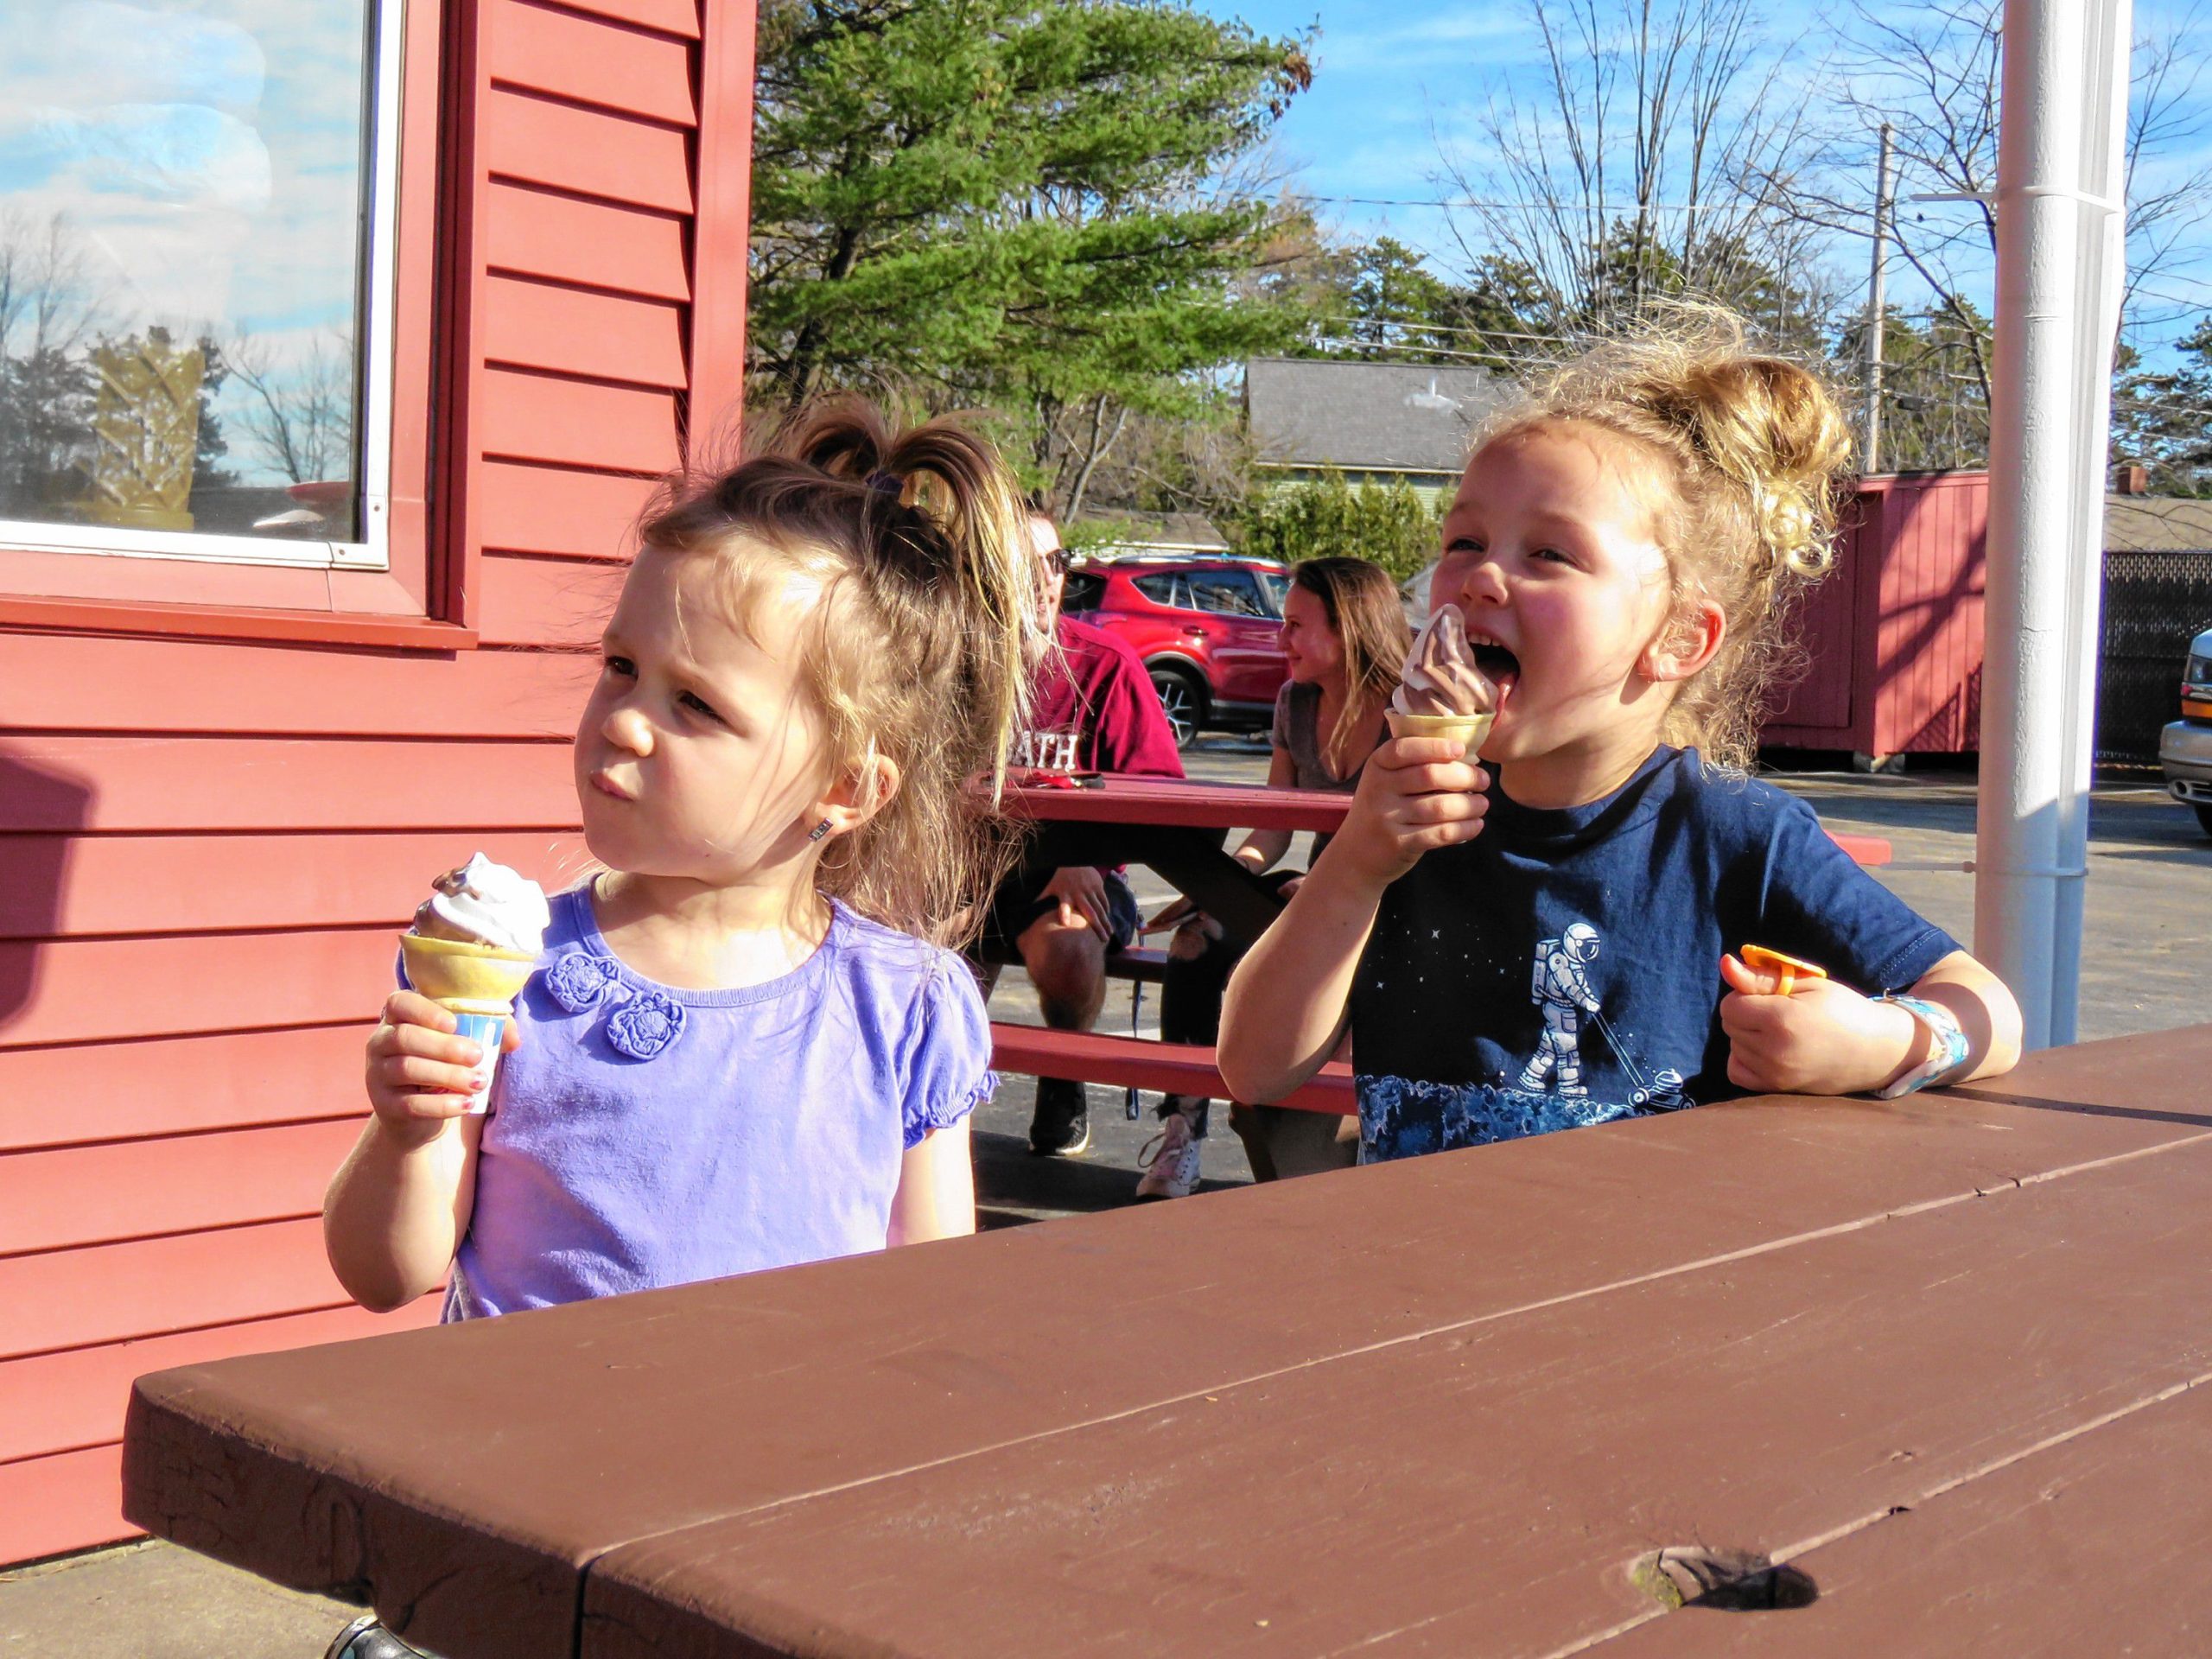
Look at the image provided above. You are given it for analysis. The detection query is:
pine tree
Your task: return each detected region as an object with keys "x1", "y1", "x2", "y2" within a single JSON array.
[
  {"x1": 2113, "y1": 320, "x2": 2212, "y2": 496},
  {"x1": 747, "y1": 0, "x2": 1313, "y2": 511}
]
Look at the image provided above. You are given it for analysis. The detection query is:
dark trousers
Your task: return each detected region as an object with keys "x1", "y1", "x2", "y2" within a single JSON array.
[{"x1": 1158, "y1": 871, "x2": 1359, "y2": 1181}]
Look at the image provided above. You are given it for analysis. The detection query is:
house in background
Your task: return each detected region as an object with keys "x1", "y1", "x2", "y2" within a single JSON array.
[
  {"x1": 2095, "y1": 479, "x2": 2212, "y2": 766},
  {"x1": 1243, "y1": 357, "x2": 1508, "y2": 507},
  {"x1": 0, "y1": 0, "x2": 757, "y2": 1565}
]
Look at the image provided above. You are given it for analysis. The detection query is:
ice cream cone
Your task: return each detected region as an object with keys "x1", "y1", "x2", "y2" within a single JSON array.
[
  {"x1": 398, "y1": 932, "x2": 537, "y2": 1108},
  {"x1": 398, "y1": 932, "x2": 537, "y2": 1010},
  {"x1": 1386, "y1": 709, "x2": 1494, "y2": 762}
]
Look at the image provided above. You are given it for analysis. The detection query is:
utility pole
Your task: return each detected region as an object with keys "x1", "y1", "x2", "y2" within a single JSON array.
[{"x1": 1863, "y1": 124, "x2": 1894, "y2": 474}]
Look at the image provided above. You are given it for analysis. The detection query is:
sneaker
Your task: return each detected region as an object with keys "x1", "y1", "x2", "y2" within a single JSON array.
[
  {"x1": 1135, "y1": 1109, "x2": 1202, "y2": 1200},
  {"x1": 327, "y1": 1615, "x2": 436, "y2": 1659},
  {"x1": 1027, "y1": 1077, "x2": 1090, "y2": 1156}
]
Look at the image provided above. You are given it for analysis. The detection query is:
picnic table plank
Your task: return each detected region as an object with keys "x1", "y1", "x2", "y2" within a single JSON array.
[
  {"x1": 1001, "y1": 778, "x2": 1889, "y2": 957},
  {"x1": 1001, "y1": 777, "x2": 1351, "y2": 836},
  {"x1": 123, "y1": 1027, "x2": 2211, "y2": 1656},
  {"x1": 986, "y1": 1023, "x2": 1357, "y2": 1114},
  {"x1": 1003, "y1": 778, "x2": 1893, "y2": 864},
  {"x1": 580, "y1": 1138, "x2": 2212, "y2": 1657},
  {"x1": 1600, "y1": 1374, "x2": 2212, "y2": 1656}
]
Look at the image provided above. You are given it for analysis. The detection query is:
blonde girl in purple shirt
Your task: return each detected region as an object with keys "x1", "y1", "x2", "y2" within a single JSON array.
[{"x1": 324, "y1": 402, "x2": 1036, "y2": 1320}]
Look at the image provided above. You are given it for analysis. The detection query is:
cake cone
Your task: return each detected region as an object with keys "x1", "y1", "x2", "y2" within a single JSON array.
[
  {"x1": 398, "y1": 933, "x2": 537, "y2": 1108},
  {"x1": 1385, "y1": 708, "x2": 1494, "y2": 762}
]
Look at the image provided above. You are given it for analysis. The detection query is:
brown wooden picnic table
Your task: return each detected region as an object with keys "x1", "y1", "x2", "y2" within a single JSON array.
[{"x1": 124, "y1": 1024, "x2": 2212, "y2": 1657}]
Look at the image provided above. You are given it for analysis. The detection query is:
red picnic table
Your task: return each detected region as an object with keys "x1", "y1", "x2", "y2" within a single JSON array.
[
  {"x1": 1002, "y1": 774, "x2": 1891, "y2": 948},
  {"x1": 123, "y1": 1024, "x2": 2212, "y2": 1656}
]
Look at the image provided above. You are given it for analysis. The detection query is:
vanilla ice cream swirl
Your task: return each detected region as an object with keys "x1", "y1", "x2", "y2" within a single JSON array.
[{"x1": 414, "y1": 853, "x2": 550, "y2": 956}]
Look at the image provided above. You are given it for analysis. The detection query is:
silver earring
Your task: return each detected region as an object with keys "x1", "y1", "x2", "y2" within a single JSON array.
[{"x1": 808, "y1": 820, "x2": 834, "y2": 842}]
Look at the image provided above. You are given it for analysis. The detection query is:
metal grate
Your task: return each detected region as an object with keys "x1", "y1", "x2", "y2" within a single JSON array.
[{"x1": 2097, "y1": 549, "x2": 2212, "y2": 765}]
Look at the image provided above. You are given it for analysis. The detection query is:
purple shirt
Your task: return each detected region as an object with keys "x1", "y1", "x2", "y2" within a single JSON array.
[{"x1": 441, "y1": 886, "x2": 992, "y2": 1319}]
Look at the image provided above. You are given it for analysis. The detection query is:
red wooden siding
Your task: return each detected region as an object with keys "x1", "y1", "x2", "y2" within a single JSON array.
[
  {"x1": 1762, "y1": 473, "x2": 1990, "y2": 755},
  {"x1": 485, "y1": 183, "x2": 692, "y2": 302},
  {"x1": 0, "y1": 0, "x2": 756, "y2": 1564}
]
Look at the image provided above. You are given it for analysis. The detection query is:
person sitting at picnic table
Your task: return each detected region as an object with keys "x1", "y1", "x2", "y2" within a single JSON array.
[
  {"x1": 975, "y1": 506, "x2": 1184, "y2": 1157},
  {"x1": 1134, "y1": 556, "x2": 1408, "y2": 1200},
  {"x1": 1220, "y1": 308, "x2": 2022, "y2": 1159}
]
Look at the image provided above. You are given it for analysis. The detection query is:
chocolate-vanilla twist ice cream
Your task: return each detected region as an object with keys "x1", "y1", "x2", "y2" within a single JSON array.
[{"x1": 1386, "y1": 605, "x2": 1502, "y2": 760}]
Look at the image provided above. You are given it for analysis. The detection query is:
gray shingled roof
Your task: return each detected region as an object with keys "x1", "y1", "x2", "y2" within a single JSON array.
[
  {"x1": 2106, "y1": 493, "x2": 2212, "y2": 552},
  {"x1": 1246, "y1": 357, "x2": 1510, "y2": 476}
]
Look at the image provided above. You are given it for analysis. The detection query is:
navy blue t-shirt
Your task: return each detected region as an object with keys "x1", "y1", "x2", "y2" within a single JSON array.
[{"x1": 1350, "y1": 747, "x2": 1960, "y2": 1162}]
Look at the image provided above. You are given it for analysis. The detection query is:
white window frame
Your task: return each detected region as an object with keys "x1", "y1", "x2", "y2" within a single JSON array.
[{"x1": 0, "y1": 0, "x2": 406, "y2": 573}]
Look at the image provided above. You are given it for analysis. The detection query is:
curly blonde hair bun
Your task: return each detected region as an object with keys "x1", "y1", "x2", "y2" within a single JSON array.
[{"x1": 1478, "y1": 303, "x2": 1856, "y2": 769}]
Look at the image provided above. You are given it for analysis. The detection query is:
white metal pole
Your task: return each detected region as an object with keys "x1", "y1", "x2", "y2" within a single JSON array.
[
  {"x1": 1864, "y1": 124, "x2": 1892, "y2": 474},
  {"x1": 1978, "y1": 0, "x2": 2131, "y2": 1050}
]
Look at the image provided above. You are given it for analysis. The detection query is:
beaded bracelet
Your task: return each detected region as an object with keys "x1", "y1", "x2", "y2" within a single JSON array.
[{"x1": 1873, "y1": 994, "x2": 1972, "y2": 1097}]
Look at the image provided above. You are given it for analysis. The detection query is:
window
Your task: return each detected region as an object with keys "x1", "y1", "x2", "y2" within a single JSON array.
[
  {"x1": 1185, "y1": 569, "x2": 1270, "y2": 619},
  {"x1": 0, "y1": 0, "x2": 402, "y2": 570},
  {"x1": 1131, "y1": 573, "x2": 1188, "y2": 608}
]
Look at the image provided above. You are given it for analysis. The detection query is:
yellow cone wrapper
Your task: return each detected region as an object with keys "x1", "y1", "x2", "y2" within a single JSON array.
[
  {"x1": 1385, "y1": 708, "x2": 1494, "y2": 762},
  {"x1": 397, "y1": 932, "x2": 537, "y2": 1015}
]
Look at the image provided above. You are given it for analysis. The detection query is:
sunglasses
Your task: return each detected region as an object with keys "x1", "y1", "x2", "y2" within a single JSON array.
[{"x1": 1039, "y1": 547, "x2": 1070, "y2": 575}]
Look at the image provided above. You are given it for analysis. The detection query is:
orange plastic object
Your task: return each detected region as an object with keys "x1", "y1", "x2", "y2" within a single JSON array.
[{"x1": 1740, "y1": 944, "x2": 1829, "y2": 996}]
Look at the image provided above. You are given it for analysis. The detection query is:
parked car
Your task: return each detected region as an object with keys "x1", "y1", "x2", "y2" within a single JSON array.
[
  {"x1": 1061, "y1": 555, "x2": 1291, "y2": 748},
  {"x1": 2160, "y1": 626, "x2": 2212, "y2": 835}
]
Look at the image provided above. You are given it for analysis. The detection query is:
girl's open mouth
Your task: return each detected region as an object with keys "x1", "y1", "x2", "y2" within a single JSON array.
[{"x1": 1471, "y1": 640, "x2": 1521, "y2": 701}]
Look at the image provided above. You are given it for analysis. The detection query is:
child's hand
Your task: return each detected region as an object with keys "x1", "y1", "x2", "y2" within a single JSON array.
[
  {"x1": 1039, "y1": 865, "x2": 1111, "y2": 941},
  {"x1": 1719, "y1": 953, "x2": 1918, "y2": 1096},
  {"x1": 364, "y1": 989, "x2": 519, "y2": 1142},
  {"x1": 1332, "y1": 736, "x2": 1490, "y2": 889}
]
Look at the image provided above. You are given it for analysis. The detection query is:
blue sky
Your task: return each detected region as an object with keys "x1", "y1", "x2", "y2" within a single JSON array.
[{"x1": 1214, "y1": 1, "x2": 2212, "y2": 371}]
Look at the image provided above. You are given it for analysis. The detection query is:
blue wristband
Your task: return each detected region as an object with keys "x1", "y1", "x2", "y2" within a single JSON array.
[{"x1": 1873, "y1": 994, "x2": 1971, "y2": 1097}]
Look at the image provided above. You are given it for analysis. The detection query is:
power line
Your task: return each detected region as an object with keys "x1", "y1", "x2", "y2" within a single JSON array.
[{"x1": 1300, "y1": 193, "x2": 1829, "y2": 216}]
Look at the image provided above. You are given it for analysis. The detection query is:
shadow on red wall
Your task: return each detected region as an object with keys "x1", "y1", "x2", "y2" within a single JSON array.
[{"x1": 0, "y1": 747, "x2": 93, "y2": 1031}]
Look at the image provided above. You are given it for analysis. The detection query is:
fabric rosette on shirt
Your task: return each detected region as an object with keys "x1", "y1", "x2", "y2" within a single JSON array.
[{"x1": 543, "y1": 949, "x2": 689, "y2": 1060}]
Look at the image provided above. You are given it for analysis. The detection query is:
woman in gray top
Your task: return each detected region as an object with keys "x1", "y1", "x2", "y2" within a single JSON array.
[{"x1": 1137, "y1": 556, "x2": 1410, "y2": 1198}]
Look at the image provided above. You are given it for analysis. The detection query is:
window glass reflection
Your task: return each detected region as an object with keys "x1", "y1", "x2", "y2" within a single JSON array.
[{"x1": 0, "y1": 1, "x2": 372, "y2": 543}]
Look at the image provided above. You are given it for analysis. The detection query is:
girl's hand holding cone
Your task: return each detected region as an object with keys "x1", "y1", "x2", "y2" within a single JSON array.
[{"x1": 365, "y1": 989, "x2": 524, "y2": 1145}]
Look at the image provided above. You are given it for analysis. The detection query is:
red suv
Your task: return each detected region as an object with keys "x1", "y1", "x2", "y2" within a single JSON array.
[{"x1": 1061, "y1": 555, "x2": 1291, "y2": 748}]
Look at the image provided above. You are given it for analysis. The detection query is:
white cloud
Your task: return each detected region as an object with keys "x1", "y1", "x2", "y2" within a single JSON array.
[{"x1": 0, "y1": 0, "x2": 369, "y2": 338}]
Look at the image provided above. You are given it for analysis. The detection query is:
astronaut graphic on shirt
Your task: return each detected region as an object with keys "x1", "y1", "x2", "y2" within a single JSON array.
[
  {"x1": 1347, "y1": 747, "x2": 1962, "y2": 1166},
  {"x1": 1519, "y1": 923, "x2": 1603, "y2": 1096}
]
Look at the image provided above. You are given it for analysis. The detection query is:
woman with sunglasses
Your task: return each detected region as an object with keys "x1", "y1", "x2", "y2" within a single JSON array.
[{"x1": 972, "y1": 509, "x2": 1185, "y2": 1160}]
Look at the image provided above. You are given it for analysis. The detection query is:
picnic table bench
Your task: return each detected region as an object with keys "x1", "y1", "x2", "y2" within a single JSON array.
[
  {"x1": 989, "y1": 776, "x2": 1893, "y2": 1116},
  {"x1": 120, "y1": 1022, "x2": 2209, "y2": 1657}
]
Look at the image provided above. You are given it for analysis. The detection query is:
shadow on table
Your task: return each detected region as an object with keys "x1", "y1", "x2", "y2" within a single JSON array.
[{"x1": 1941, "y1": 1088, "x2": 2211, "y2": 1130}]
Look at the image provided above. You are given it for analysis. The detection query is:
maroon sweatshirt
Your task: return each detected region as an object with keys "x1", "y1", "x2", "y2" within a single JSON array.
[{"x1": 1020, "y1": 614, "x2": 1185, "y2": 779}]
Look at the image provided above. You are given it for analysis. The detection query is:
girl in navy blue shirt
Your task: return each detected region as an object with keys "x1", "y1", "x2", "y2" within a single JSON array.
[{"x1": 1220, "y1": 312, "x2": 2022, "y2": 1160}]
